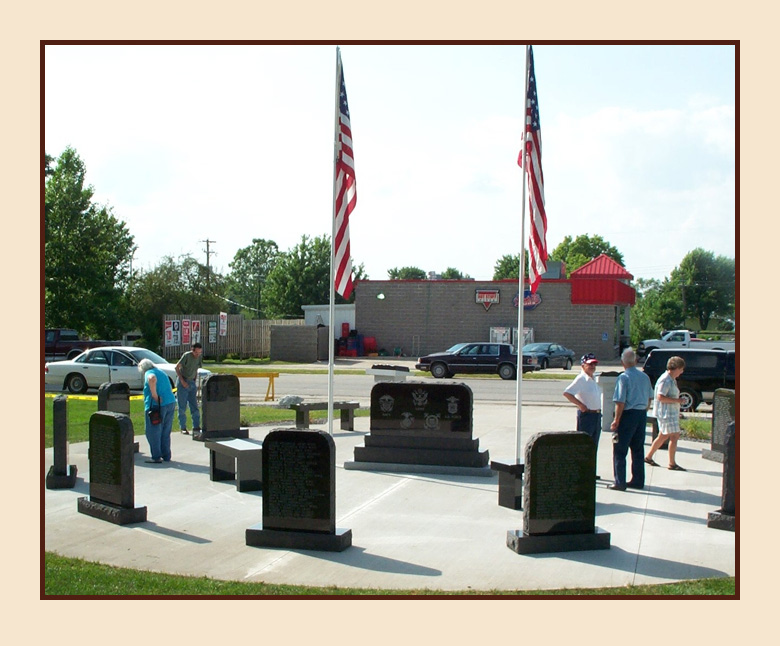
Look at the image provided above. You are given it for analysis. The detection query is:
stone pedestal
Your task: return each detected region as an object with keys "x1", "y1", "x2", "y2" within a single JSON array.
[
  {"x1": 46, "y1": 395, "x2": 78, "y2": 489},
  {"x1": 708, "y1": 421, "x2": 736, "y2": 532},
  {"x1": 490, "y1": 460, "x2": 524, "y2": 509}
]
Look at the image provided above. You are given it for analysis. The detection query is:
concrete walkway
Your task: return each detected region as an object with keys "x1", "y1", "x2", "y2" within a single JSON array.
[{"x1": 44, "y1": 402, "x2": 734, "y2": 593}]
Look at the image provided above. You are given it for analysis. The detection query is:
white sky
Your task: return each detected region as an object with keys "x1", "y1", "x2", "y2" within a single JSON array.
[{"x1": 44, "y1": 43, "x2": 735, "y2": 283}]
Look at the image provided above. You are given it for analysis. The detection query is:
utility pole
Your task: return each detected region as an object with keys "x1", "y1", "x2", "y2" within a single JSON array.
[{"x1": 201, "y1": 239, "x2": 216, "y2": 286}]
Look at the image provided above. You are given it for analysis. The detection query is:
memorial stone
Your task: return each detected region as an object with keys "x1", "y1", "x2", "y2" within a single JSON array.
[
  {"x1": 507, "y1": 432, "x2": 610, "y2": 554},
  {"x1": 246, "y1": 429, "x2": 351, "y2": 551},
  {"x1": 97, "y1": 382, "x2": 131, "y2": 415},
  {"x1": 77, "y1": 411, "x2": 147, "y2": 525},
  {"x1": 46, "y1": 395, "x2": 78, "y2": 489},
  {"x1": 708, "y1": 421, "x2": 736, "y2": 531},
  {"x1": 346, "y1": 382, "x2": 490, "y2": 474},
  {"x1": 199, "y1": 374, "x2": 248, "y2": 441},
  {"x1": 703, "y1": 389, "x2": 735, "y2": 462}
]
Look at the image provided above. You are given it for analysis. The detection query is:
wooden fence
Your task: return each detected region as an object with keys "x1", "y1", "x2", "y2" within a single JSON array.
[{"x1": 161, "y1": 314, "x2": 303, "y2": 361}]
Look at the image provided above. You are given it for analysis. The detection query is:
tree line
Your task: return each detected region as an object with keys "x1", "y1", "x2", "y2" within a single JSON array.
[{"x1": 44, "y1": 147, "x2": 735, "y2": 350}]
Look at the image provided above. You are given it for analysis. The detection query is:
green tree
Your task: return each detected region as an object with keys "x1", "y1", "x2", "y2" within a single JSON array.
[
  {"x1": 387, "y1": 266, "x2": 427, "y2": 280},
  {"x1": 261, "y1": 235, "x2": 364, "y2": 318},
  {"x1": 226, "y1": 238, "x2": 280, "y2": 318},
  {"x1": 439, "y1": 267, "x2": 472, "y2": 280},
  {"x1": 45, "y1": 147, "x2": 136, "y2": 338},
  {"x1": 669, "y1": 249, "x2": 735, "y2": 330},
  {"x1": 125, "y1": 255, "x2": 227, "y2": 349},
  {"x1": 630, "y1": 278, "x2": 685, "y2": 346},
  {"x1": 549, "y1": 234, "x2": 624, "y2": 273}
]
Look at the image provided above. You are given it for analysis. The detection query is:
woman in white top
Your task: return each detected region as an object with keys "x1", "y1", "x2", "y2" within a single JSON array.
[{"x1": 644, "y1": 355, "x2": 686, "y2": 471}]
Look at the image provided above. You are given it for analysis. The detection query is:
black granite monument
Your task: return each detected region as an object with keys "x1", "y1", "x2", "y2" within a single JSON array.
[
  {"x1": 345, "y1": 382, "x2": 490, "y2": 475},
  {"x1": 708, "y1": 421, "x2": 736, "y2": 531},
  {"x1": 77, "y1": 411, "x2": 147, "y2": 525},
  {"x1": 97, "y1": 381, "x2": 139, "y2": 452},
  {"x1": 507, "y1": 432, "x2": 610, "y2": 554},
  {"x1": 198, "y1": 374, "x2": 248, "y2": 441},
  {"x1": 46, "y1": 395, "x2": 78, "y2": 489},
  {"x1": 246, "y1": 429, "x2": 351, "y2": 551},
  {"x1": 703, "y1": 388, "x2": 735, "y2": 463}
]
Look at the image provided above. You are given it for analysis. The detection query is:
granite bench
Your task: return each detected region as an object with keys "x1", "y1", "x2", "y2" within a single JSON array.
[
  {"x1": 290, "y1": 401, "x2": 360, "y2": 431},
  {"x1": 204, "y1": 438, "x2": 263, "y2": 492}
]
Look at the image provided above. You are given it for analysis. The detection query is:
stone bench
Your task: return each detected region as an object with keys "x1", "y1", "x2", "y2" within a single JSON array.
[
  {"x1": 290, "y1": 401, "x2": 360, "y2": 431},
  {"x1": 204, "y1": 438, "x2": 263, "y2": 492},
  {"x1": 489, "y1": 460, "x2": 525, "y2": 510},
  {"x1": 365, "y1": 365, "x2": 410, "y2": 383}
]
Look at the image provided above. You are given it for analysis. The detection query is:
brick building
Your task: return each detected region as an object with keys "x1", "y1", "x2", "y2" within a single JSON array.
[{"x1": 354, "y1": 254, "x2": 635, "y2": 360}]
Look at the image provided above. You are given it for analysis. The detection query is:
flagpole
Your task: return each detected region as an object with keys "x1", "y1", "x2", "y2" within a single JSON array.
[
  {"x1": 515, "y1": 44, "x2": 531, "y2": 464},
  {"x1": 327, "y1": 47, "x2": 342, "y2": 436}
]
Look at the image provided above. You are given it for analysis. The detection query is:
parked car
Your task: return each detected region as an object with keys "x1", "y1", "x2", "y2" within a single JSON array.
[
  {"x1": 642, "y1": 348, "x2": 735, "y2": 412},
  {"x1": 521, "y1": 342, "x2": 576, "y2": 370},
  {"x1": 415, "y1": 342, "x2": 538, "y2": 380},
  {"x1": 44, "y1": 346, "x2": 211, "y2": 394}
]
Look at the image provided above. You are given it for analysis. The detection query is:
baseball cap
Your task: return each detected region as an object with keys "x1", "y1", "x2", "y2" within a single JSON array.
[{"x1": 580, "y1": 353, "x2": 599, "y2": 365}]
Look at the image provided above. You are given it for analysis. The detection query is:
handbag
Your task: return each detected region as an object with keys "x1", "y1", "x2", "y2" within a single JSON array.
[{"x1": 148, "y1": 399, "x2": 162, "y2": 425}]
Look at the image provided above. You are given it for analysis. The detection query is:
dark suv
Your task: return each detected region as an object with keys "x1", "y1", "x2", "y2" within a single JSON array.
[{"x1": 642, "y1": 348, "x2": 735, "y2": 411}]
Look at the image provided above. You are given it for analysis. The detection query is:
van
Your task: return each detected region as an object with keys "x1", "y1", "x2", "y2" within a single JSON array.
[{"x1": 642, "y1": 348, "x2": 735, "y2": 412}]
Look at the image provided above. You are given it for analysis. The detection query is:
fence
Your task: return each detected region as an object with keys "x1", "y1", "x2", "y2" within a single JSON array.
[{"x1": 161, "y1": 314, "x2": 304, "y2": 361}]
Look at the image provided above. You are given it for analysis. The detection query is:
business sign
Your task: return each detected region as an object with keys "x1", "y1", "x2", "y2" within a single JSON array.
[
  {"x1": 219, "y1": 312, "x2": 228, "y2": 337},
  {"x1": 192, "y1": 320, "x2": 201, "y2": 344},
  {"x1": 165, "y1": 319, "x2": 181, "y2": 347},
  {"x1": 182, "y1": 319, "x2": 191, "y2": 345},
  {"x1": 513, "y1": 290, "x2": 542, "y2": 310},
  {"x1": 475, "y1": 289, "x2": 500, "y2": 311},
  {"x1": 209, "y1": 321, "x2": 217, "y2": 343}
]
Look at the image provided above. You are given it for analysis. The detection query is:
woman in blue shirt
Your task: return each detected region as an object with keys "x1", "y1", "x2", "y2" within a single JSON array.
[{"x1": 139, "y1": 358, "x2": 176, "y2": 463}]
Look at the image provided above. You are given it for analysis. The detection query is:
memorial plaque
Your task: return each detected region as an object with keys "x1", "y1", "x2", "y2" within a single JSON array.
[
  {"x1": 262, "y1": 430, "x2": 335, "y2": 533},
  {"x1": 202, "y1": 374, "x2": 241, "y2": 433},
  {"x1": 708, "y1": 421, "x2": 736, "y2": 531},
  {"x1": 370, "y1": 382, "x2": 473, "y2": 435},
  {"x1": 87, "y1": 412, "x2": 135, "y2": 508},
  {"x1": 97, "y1": 382, "x2": 131, "y2": 415},
  {"x1": 711, "y1": 389, "x2": 735, "y2": 454},
  {"x1": 523, "y1": 432, "x2": 596, "y2": 535}
]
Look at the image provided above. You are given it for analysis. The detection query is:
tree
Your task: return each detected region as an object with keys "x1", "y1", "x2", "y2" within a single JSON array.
[
  {"x1": 439, "y1": 267, "x2": 472, "y2": 280},
  {"x1": 261, "y1": 235, "x2": 364, "y2": 318},
  {"x1": 45, "y1": 147, "x2": 136, "y2": 338},
  {"x1": 387, "y1": 266, "x2": 427, "y2": 280},
  {"x1": 125, "y1": 255, "x2": 227, "y2": 349},
  {"x1": 549, "y1": 234, "x2": 624, "y2": 273},
  {"x1": 629, "y1": 278, "x2": 685, "y2": 346},
  {"x1": 670, "y1": 249, "x2": 735, "y2": 330},
  {"x1": 226, "y1": 238, "x2": 280, "y2": 318}
]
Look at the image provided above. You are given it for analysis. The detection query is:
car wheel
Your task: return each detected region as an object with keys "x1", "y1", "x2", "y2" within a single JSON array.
[
  {"x1": 431, "y1": 362, "x2": 450, "y2": 379},
  {"x1": 540, "y1": 359, "x2": 548, "y2": 370},
  {"x1": 66, "y1": 373, "x2": 88, "y2": 394},
  {"x1": 679, "y1": 388, "x2": 700, "y2": 412},
  {"x1": 498, "y1": 363, "x2": 516, "y2": 380},
  {"x1": 564, "y1": 358, "x2": 572, "y2": 370}
]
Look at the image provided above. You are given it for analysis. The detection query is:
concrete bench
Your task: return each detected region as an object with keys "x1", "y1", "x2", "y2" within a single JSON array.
[
  {"x1": 290, "y1": 401, "x2": 360, "y2": 431},
  {"x1": 204, "y1": 438, "x2": 263, "y2": 492},
  {"x1": 489, "y1": 460, "x2": 525, "y2": 510}
]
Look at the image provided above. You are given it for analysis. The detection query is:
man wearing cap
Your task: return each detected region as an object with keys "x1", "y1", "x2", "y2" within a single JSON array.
[{"x1": 563, "y1": 353, "x2": 603, "y2": 478}]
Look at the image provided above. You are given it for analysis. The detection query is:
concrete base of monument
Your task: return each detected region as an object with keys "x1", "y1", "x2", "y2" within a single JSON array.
[
  {"x1": 45, "y1": 465, "x2": 78, "y2": 489},
  {"x1": 707, "y1": 511, "x2": 735, "y2": 532},
  {"x1": 506, "y1": 528, "x2": 611, "y2": 555},
  {"x1": 344, "y1": 461, "x2": 495, "y2": 477},
  {"x1": 245, "y1": 525, "x2": 352, "y2": 552},
  {"x1": 701, "y1": 449, "x2": 725, "y2": 463},
  {"x1": 77, "y1": 497, "x2": 147, "y2": 525},
  {"x1": 194, "y1": 428, "x2": 250, "y2": 442}
]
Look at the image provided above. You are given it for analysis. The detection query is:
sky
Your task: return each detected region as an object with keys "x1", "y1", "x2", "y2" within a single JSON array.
[{"x1": 44, "y1": 43, "x2": 736, "y2": 285}]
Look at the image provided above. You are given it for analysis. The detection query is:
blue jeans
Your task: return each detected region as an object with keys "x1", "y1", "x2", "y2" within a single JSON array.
[
  {"x1": 577, "y1": 410, "x2": 602, "y2": 458},
  {"x1": 612, "y1": 409, "x2": 647, "y2": 488},
  {"x1": 176, "y1": 379, "x2": 201, "y2": 431},
  {"x1": 145, "y1": 402, "x2": 175, "y2": 461}
]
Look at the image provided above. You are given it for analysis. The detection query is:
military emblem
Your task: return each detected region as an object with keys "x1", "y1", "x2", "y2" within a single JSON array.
[
  {"x1": 401, "y1": 412, "x2": 414, "y2": 429},
  {"x1": 424, "y1": 413, "x2": 441, "y2": 430},
  {"x1": 379, "y1": 394, "x2": 394, "y2": 413},
  {"x1": 412, "y1": 388, "x2": 428, "y2": 408},
  {"x1": 447, "y1": 396, "x2": 460, "y2": 415}
]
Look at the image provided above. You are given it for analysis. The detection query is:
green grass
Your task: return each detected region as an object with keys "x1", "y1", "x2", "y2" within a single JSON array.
[
  {"x1": 680, "y1": 416, "x2": 712, "y2": 441},
  {"x1": 43, "y1": 552, "x2": 735, "y2": 596}
]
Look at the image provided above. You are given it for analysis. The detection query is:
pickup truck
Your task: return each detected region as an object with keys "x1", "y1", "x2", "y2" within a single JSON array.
[
  {"x1": 44, "y1": 328, "x2": 120, "y2": 362},
  {"x1": 637, "y1": 330, "x2": 735, "y2": 358}
]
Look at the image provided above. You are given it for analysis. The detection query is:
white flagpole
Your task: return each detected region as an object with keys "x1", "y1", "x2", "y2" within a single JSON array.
[
  {"x1": 515, "y1": 45, "x2": 531, "y2": 463},
  {"x1": 327, "y1": 47, "x2": 342, "y2": 436}
]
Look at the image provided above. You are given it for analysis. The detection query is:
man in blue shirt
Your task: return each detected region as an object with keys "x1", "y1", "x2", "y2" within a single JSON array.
[{"x1": 609, "y1": 348, "x2": 653, "y2": 491}]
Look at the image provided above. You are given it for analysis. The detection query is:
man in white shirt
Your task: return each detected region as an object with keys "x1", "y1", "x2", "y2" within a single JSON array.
[{"x1": 563, "y1": 353, "x2": 603, "y2": 478}]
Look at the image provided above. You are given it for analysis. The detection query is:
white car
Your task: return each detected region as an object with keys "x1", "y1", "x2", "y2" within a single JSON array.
[{"x1": 44, "y1": 346, "x2": 211, "y2": 394}]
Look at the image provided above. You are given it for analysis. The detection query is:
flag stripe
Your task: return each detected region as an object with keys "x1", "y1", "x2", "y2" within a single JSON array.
[
  {"x1": 518, "y1": 46, "x2": 547, "y2": 294},
  {"x1": 334, "y1": 55, "x2": 356, "y2": 299}
]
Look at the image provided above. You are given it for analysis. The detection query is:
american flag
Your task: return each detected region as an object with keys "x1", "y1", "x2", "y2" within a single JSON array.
[
  {"x1": 518, "y1": 45, "x2": 547, "y2": 294},
  {"x1": 334, "y1": 50, "x2": 356, "y2": 299}
]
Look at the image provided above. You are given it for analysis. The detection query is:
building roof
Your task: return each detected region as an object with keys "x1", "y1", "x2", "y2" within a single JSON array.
[{"x1": 570, "y1": 253, "x2": 634, "y2": 280}]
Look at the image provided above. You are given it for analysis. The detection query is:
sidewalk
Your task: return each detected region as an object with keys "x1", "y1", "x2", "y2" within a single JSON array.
[{"x1": 44, "y1": 402, "x2": 734, "y2": 593}]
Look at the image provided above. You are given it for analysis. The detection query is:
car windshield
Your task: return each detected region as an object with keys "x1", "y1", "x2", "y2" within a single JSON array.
[
  {"x1": 125, "y1": 348, "x2": 169, "y2": 364},
  {"x1": 523, "y1": 343, "x2": 549, "y2": 352},
  {"x1": 445, "y1": 343, "x2": 469, "y2": 353}
]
